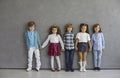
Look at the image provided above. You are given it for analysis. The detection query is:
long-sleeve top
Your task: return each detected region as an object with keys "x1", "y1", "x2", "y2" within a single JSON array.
[
  {"x1": 25, "y1": 30, "x2": 41, "y2": 49},
  {"x1": 41, "y1": 34, "x2": 64, "y2": 49},
  {"x1": 91, "y1": 32, "x2": 105, "y2": 50},
  {"x1": 63, "y1": 32, "x2": 75, "y2": 50}
]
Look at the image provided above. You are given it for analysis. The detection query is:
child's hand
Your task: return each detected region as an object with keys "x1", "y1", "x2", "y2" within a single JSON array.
[
  {"x1": 75, "y1": 47, "x2": 78, "y2": 51},
  {"x1": 40, "y1": 47, "x2": 43, "y2": 50},
  {"x1": 89, "y1": 48, "x2": 92, "y2": 52},
  {"x1": 61, "y1": 48, "x2": 65, "y2": 52}
]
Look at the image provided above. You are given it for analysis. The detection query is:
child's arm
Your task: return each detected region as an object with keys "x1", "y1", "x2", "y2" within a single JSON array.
[
  {"x1": 25, "y1": 32, "x2": 29, "y2": 49},
  {"x1": 41, "y1": 35, "x2": 50, "y2": 49},
  {"x1": 58, "y1": 35, "x2": 64, "y2": 51},
  {"x1": 88, "y1": 40, "x2": 92, "y2": 52},
  {"x1": 101, "y1": 33, "x2": 105, "y2": 50},
  {"x1": 75, "y1": 38, "x2": 79, "y2": 51},
  {"x1": 37, "y1": 31, "x2": 41, "y2": 47}
]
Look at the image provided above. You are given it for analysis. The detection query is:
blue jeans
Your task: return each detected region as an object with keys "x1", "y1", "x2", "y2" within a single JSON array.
[
  {"x1": 65, "y1": 49, "x2": 74, "y2": 70},
  {"x1": 93, "y1": 50, "x2": 102, "y2": 67}
]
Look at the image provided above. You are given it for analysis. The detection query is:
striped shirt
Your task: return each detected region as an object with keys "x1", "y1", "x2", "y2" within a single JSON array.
[{"x1": 64, "y1": 32, "x2": 75, "y2": 50}]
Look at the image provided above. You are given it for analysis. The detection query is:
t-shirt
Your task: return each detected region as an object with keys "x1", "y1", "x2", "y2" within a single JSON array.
[{"x1": 76, "y1": 32, "x2": 90, "y2": 42}]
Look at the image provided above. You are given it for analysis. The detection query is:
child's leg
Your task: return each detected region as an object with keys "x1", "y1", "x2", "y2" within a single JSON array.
[
  {"x1": 34, "y1": 49, "x2": 41, "y2": 70},
  {"x1": 55, "y1": 56, "x2": 61, "y2": 70},
  {"x1": 97, "y1": 50, "x2": 102, "y2": 68},
  {"x1": 82, "y1": 52, "x2": 87, "y2": 71},
  {"x1": 79, "y1": 52, "x2": 83, "y2": 71},
  {"x1": 93, "y1": 50, "x2": 98, "y2": 68},
  {"x1": 65, "y1": 50, "x2": 69, "y2": 70},
  {"x1": 69, "y1": 49, "x2": 74, "y2": 70},
  {"x1": 51, "y1": 56, "x2": 55, "y2": 70},
  {"x1": 27, "y1": 48, "x2": 34, "y2": 69}
]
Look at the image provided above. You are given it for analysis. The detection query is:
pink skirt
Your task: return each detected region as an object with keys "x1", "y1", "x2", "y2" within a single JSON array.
[{"x1": 48, "y1": 43, "x2": 60, "y2": 56}]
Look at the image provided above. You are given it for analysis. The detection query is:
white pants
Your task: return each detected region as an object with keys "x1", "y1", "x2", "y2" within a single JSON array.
[
  {"x1": 28, "y1": 48, "x2": 41, "y2": 69},
  {"x1": 51, "y1": 56, "x2": 61, "y2": 70}
]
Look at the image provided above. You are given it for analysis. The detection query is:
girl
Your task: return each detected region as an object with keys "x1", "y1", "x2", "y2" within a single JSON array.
[
  {"x1": 91, "y1": 24, "x2": 105, "y2": 71},
  {"x1": 75, "y1": 23, "x2": 92, "y2": 72},
  {"x1": 25, "y1": 21, "x2": 41, "y2": 72},
  {"x1": 64, "y1": 23, "x2": 75, "y2": 72},
  {"x1": 41, "y1": 25, "x2": 64, "y2": 72}
]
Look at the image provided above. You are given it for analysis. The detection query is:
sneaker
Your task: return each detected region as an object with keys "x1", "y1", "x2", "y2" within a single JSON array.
[
  {"x1": 36, "y1": 68, "x2": 40, "y2": 72},
  {"x1": 70, "y1": 69, "x2": 74, "y2": 72},
  {"x1": 83, "y1": 67, "x2": 86, "y2": 72},
  {"x1": 26, "y1": 68, "x2": 32, "y2": 72},
  {"x1": 93, "y1": 67, "x2": 97, "y2": 70},
  {"x1": 80, "y1": 67, "x2": 83, "y2": 72},
  {"x1": 97, "y1": 67, "x2": 101, "y2": 71}
]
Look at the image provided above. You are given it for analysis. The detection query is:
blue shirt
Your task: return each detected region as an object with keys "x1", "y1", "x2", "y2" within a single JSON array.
[
  {"x1": 25, "y1": 30, "x2": 41, "y2": 49},
  {"x1": 28, "y1": 31, "x2": 35, "y2": 48},
  {"x1": 64, "y1": 32, "x2": 74, "y2": 50},
  {"x1": 91, "y1": 32, "x2": 105, "y2": 50}
]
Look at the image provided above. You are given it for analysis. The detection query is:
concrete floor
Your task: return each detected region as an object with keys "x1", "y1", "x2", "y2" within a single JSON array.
[{"x1": 0, "y1": 69, "x2": 120, "y2": 78}]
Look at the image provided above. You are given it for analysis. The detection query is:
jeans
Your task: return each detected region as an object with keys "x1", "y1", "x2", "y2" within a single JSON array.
[
  {"x1": 65, "y1": 49, "x2": 74, "y2": 70},
  {"x1": 93, "y1": 50, "x2": 102, "y2": 67},
  {"x1": 28, "y1": 48, "x2": 41, "y2": 69}
]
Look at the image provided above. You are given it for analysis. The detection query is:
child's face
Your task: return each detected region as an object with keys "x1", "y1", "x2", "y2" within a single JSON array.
[
  {"x1": 67, "y1": 27, "x2": 72, "y2": 33},
  {"x1": 52, "y1": 28, "x2": 57, "y2": 34},
  {"x1": 29, "y1": 25, "x2": 35, "y2": 31},
  {"x1": 81, "y1": 26, "x2": 87, "y2": 32},
  {"x1": 94, "y1": 25, "x2": 100, "y2": 32}
]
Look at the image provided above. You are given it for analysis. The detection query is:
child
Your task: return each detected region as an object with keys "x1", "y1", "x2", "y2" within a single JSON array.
[
  {"x1": 25, "y1": 21, "x2": 41, "y2": 72},
  {"x1": 63, "y1": 23, "x2": 75, "y2": 72},
  {"x1": 41, "y1": 25, "x2": 64, "y2": 72},
  {"x1": 91, "y1": 24, "x2": 105, "y2": 71},
  {"x1": 75, "y1": 23, "x2": 92, "y2": 72}
]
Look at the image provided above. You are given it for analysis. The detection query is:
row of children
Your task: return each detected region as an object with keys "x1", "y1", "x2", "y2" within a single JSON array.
[{"x1": 25, "y1": 21, "x2": 105, "y2": 72}]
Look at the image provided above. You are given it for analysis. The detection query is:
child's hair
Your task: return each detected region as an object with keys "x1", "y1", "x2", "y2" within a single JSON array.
[
  {"x1": 49, "y1": 25, "x2": 61, "y2": 35},
  {"x1": 93, "y1": 23, "x2": 102, "y2": 33},
  {"x1": 28, "y1": 21, "x2": 36, "y2": 28},
  {"x1": 65, "y1": 23, "x2": 73, "y2": 32},
  {"x1": 79, "y1": 23, "x2": 89, "y2": 33}
]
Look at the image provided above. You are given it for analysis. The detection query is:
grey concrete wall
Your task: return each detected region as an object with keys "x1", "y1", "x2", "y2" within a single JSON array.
[{"x1": 0, "y1": 0, "x2": 120, "y2": 69}]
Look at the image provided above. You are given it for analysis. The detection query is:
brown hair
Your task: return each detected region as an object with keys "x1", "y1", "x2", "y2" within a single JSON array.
[
  {"x1": 79, "y1": 23, "x2": 89, "y2": 33},
  {"x1": 49, "y1": 25, "x2": 61, "y2": 36},
  {"x1": 28, "y1": 21, "x2": 36, "y2": 28},
  {"x1": 93, "y1": 23, "x2": 102, "y2": 33},
  {"x1": 65, "y1": 23, "x2": 73, "y2": 32}
]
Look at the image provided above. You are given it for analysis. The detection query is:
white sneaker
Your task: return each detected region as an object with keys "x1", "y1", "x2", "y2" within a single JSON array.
[
  {"x1": 36, "y1": 67, "x2": 40, "y2": 71},
  {"x1": 26, "y1": 68, "x2": 32, "y2": 72},
  {"x1": 83, "y1": 67, "x2": 86, "y2": 72},
  {"x1": 80, "y1": 67, "x2": 83, "y2": 72}
]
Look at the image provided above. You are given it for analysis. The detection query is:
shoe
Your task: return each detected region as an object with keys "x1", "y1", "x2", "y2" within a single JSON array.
[
  {"x1": 56, "y1": 68, "x2": 61, "y2": 72},
  {"x1": 93, "y1": 67, "x2": 97, "y2": 70},
  {"x1": 36, "y1": 68, "x2": 40, "y2": 72},
  {"x1": 65, "y1": 69, "x2": 69, "y2": 72},
  {"x1": 70, "y1": 69, "x2": 74, "y2": 72},
  {"x1": 26, "y1": 68, "x2": 32, "y2": 72},
  {"x1": 51, "y1": 68, "x2": 55, "y2": 72},
  {"x1": 83, "y1": 67, "x2": 86, "y2": 72},
  {"x1": 97, "y1": 67, "x2": 101, "y2": 71},
  {"x1": 80, "y1": 67, "x2": 83, "y2": 72}
]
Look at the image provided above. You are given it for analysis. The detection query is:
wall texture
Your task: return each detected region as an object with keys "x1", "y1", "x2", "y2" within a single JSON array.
[{"x1": 0, "y1": 0, "x2": 120, "y2": 69}]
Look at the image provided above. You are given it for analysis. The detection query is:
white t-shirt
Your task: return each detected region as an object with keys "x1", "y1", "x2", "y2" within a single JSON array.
[
  {"x1": 76, "y1": 32, "x2": 90, "y2": 42},
  {"x1": 41, "y1": 34, "x2": 64, "y2": 49}
]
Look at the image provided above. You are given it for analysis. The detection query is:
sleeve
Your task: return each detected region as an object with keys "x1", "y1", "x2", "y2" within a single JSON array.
[
  {"x1": 87, "y1": 34, "x2": 90, "y2": 41},
  {"x1": 25, "y1": 32, "x2": 29, "y2": 49},
  {"x1": 37, "y1": 31, "x2": 41, "y2": 47},
  {"x1": 76, "y1": 33, "x2": 79, "y2": 39},
  {"x1": 63, "y1": 34, "x2": 66, "y2": 43},
  {"x1": 101, "y1": 33, "x2": 105, "y2": 49},
  {"x1": 91, "y1": 34, "x2": 94, "y2": 46},
  {"x1": 58, "y1": 35, "x2": 64, "y2": 49},
  {"x1": 41, "y1": 35, "x2": 50, "y2": 48}
]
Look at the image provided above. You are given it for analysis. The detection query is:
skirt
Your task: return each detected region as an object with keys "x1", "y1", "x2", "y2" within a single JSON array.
[
  {"x1": 78, "y1": 42, "x2": 88, "y2": 52},
  {"x1": 48, "y1": 43, "x2": 60, "y2": 56}
]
